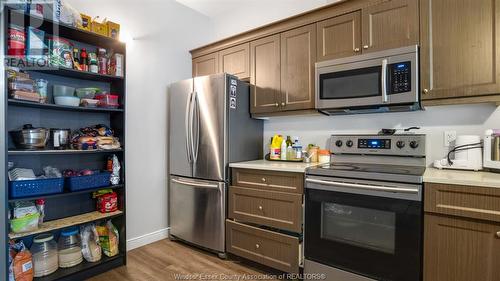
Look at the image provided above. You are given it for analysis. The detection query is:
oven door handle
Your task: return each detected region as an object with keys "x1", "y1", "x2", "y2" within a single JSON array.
[{"x1": 306, "y1": 178, "x2": 419, "y2": 194}]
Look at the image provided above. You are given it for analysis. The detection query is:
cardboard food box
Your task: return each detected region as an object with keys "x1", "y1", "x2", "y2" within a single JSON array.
[
  {"x1": 105, "y1": 20, "x2": 120, "y2": 39},
  {"x1": 91, "y1": 19, "x2": 108, "y2": 36},
  {"x1": 78, "y1": 13, "x2": 92, "y2": 31}
]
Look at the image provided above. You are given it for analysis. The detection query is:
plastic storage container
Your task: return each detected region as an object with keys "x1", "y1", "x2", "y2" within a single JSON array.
[
  {"x1": 318, "y1": 149, "x2": 331, "y2": 164},
  {"x1": 9, "y1": 177, "x2": 64, "y2": 199},
  {"x1": 58, "y1": 227, "x2": 83, "y2": 268},
  {"x1": 52, "y1": 85, "x2": 75, "y2": 97},
  {"x1": 65, "y1": 171, "x2": 111, "y2": 192},
  {"x1": 31, "y1": 234, "x2": 59, "y2": 277},
  {"x1": 95, "y1": 94, "x2": 119, "y2": 108},
  {"x1": 75, "y1": 88, "x2": 98, "y2": 99}
]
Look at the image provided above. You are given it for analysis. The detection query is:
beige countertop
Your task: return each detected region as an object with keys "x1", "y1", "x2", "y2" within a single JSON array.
[
  {"x1": 229, "y1": 159, "x2": 321, "y2": 173},
  {"x1": 423, "y1": 168, "x2": 500, "y2": 188}
]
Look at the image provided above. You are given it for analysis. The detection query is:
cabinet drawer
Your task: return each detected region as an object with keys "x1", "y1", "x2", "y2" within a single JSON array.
[
  {"x1": 425, "y1": 183, "x2": 500, "y2": 223},
  {"x1": 226, "y1": 220, "x2": 300, "y2": 273},
  {"x1": 232, "y1": 168, "x2": 303, "y2": 193},
  {"x1": 229, "y1": 186, "x2": 302, "y2": 232}
]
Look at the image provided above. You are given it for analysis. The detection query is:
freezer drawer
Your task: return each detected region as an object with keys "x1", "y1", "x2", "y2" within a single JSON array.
[{"x1": 170, "y1": 176, "x2": 226, "y2": 253}]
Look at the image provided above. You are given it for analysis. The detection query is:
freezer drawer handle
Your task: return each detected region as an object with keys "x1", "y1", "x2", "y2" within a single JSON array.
[
  {"x1": 172, "y1": 178, "x2": 219, "y2": 189},
  {"x1": 305, "y1": 178, "x2": 419, "y2": 194}
]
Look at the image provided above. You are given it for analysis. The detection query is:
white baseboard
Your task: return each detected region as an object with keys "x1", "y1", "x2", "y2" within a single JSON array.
[{"x1": 126, "y1": 227, "x2": 170, "y2": 251}]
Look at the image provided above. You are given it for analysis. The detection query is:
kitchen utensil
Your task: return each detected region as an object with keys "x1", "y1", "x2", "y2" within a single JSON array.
[
  {"x1": 75, "y1": 88, "x2": 99, "y2": 99},
  {"x1": 54, "y1": 96, "x2": 80, "y2": 107},
  {"x1": 50, "y1": 128, "x2": 71, "y2": 149},
  {"x1": 9, "y1": 124, "x2": 50, "y2": 150},
  {"x1": 52, "y1": 85, "x2": 75, "y2": 97}
]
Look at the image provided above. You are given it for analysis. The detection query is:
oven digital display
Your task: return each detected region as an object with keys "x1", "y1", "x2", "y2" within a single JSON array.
[{"x1": 358, "y1": 139, "x2": 391, "y2": 149}]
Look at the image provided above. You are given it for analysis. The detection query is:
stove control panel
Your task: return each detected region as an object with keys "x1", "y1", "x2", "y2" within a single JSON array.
[{"x1": 330, "y1": 134, "x2": 426, "y2": 157}]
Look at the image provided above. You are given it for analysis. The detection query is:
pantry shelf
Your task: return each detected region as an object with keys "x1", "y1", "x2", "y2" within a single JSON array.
[
  {"x1": 8, "y1": 99, "x2": 124, "y2": 112},
  {"x1": 8, "y1": 149, "x2": 124, "y2": 156},
  {"x1": 34, "y1": 253, "x2": 125, "y2": 281},
  {"x1": 8, "y1": 184, "x2": 125, "y2": 202},
  {"x1": 9, "y1": 210, "x2": 123, "y2": 239}
]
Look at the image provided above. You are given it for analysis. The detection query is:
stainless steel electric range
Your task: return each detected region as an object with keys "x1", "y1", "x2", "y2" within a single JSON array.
[{"x1": 304, "y1": 134, "x2": 426, "y2": 281}]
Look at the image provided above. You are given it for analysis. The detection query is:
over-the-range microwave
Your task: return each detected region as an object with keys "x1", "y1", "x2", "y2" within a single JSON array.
[{"x1": 315, "y1": 45, "x2": 421, "y2": 115}]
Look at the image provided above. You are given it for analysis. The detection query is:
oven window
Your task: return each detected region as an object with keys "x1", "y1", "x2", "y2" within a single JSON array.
[
  {"x1": 321, "y1": 202, "x2": 396, "y2": 254},
  {"x1": 320, "y1": 66, "x2": 381, "y2": 99}
]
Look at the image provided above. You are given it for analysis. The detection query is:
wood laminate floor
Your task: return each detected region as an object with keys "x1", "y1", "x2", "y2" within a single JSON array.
[{"x1": 88, "y1": 239, "x2": 276, "y2": 281}]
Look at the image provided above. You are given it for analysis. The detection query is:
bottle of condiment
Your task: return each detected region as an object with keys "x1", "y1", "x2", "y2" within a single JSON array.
[
  {"x1": 73, "y1": 48, "x2": 79, "y2": 64},
  {"x1": 287, "y1": 144, "x2": 294, "y2": 160},
  {"x1": 35, "y1": 199, "x2": 45, "y2": 224},
  {"x1": 286, "y1": 136, "x2": 293, "y2": 147},
  {"x1": 89, "y1": 58, "x2": 98, "y2": 73},
  {"x1": 80, "y1": 48, "x2": 88, "y2": 71},
  {"x1": 97, "y1": 48, "x2": 108, "y2": 75}
]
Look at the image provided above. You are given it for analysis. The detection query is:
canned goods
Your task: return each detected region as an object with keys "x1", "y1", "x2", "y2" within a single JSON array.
[{"x1": 8, "y1": 24, "x2": 25, "y2": 58}]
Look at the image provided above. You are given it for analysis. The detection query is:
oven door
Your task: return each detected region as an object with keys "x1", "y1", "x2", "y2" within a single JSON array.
[{"x1": 304, "y1": 176, "x2": 422, "y2": 281}]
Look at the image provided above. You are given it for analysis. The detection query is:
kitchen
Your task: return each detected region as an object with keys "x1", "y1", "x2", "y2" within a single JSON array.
[{"x1": 2, "y1": 0, "x2": 500, "y2": 281}]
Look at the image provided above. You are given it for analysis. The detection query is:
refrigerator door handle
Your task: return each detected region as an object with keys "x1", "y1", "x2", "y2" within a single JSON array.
[
  {"x1": 192, "y1": 91, "x2": 200, "y2": 163},
  {"x1": 171, "y1": 178, "x2": 219, "y2": 189},
  {"x1": 185, "y1": 91, "x2": 194, "y2": 163}
]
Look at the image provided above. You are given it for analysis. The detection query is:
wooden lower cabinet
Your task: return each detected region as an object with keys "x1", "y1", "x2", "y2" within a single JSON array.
[
  {"x1": 226, "y1": 220, "x2": 300, "y2": 274},
  {"x1": 424, "y1": 214, "x2": 500, "y2": 281}
]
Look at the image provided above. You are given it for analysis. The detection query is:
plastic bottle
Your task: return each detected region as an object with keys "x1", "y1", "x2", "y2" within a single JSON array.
[
  {"x1": 280, "y1": 139, "x2": 287, "y2": 160},
  {"x1": 293, "y1": 137, "x2": 302, "y2": 160},
  {"x1": 287, "y1": 144, "x2": 294, "y2": 160}
]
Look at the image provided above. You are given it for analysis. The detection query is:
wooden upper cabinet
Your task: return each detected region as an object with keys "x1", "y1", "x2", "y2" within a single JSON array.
[
  {"x1": 361, "y1": 0, "x2": 419, "y2": 53},
  {"x1": 421, "y1": 0, "x2": 500, "y2": 101},
  {"x1": 280, "y1": 24, "x2": 317, "y2": 111},
  {"x1": 192, "y1": 53, "x2": 219, "y2": 77},
  {"x1": 250, "y1": 35, "x2": 281, "y2": 114},
  {"x1": 317, "y1": 11, "x2": 362, "y2": 61},
  {"x1": 424, "y1": 214, "x2": 500, "y2": 281},
  {"x1": 219, "y1": 43, "x2": 250, "y2": 80}
]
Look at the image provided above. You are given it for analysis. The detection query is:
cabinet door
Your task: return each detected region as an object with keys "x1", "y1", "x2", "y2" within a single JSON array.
[
  {"x1": 421, "y1": 0, "x2": 500, "y2": 100},
  {"x1": 192, "y1": 53, "x2": 219, "y2": 77},
  {"x1": 250, "y1": 35, "x2": 281, "y2": 114},
  {"x1": 317, "y1": 11, "x2": 362, "y2": 61},
  {"x1": 424, "y1": 214, "x2": 500, "y2": 281},
  {"x1": 280, "y1": 24, "x2": 316, "y2": 111},
  {"x1": 361, "y1": 0, "x2": 418, "y2": 53},
  {"x1": 219, "y1": 43, "x2": 250, "y2": 80}
]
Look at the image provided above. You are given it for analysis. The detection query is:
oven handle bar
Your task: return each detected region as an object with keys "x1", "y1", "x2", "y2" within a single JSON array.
[{"x1": 306, "y1": 178, "x2": 419, "y2": 194}]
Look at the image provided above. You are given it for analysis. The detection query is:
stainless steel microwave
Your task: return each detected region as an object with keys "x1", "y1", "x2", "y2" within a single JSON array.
[{"x1": 315, "y1": 45, "x2": 420, "y2": 115}]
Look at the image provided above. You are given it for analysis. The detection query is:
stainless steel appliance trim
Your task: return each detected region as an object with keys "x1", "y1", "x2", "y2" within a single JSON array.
[
  {"x1": 304, "y1": 259, "x2": 376, "y2": 281},
  {"x1": 171, "y1": 178, "x2": 219, "y2": 189},
  {"x1": 306, "y1": 178, "x2": 419, "y2": 194},
  {"x1": 185, "y1": 91, "x2": 194, "y2": 164},
  {"x1": 381, "y1": 58, "x2": 388, "y2": 103}
]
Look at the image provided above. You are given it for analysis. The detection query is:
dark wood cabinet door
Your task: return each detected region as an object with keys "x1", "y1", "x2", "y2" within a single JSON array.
[
  {"x1": 250, "y1": 35, "x2": 281, "y2": 114},
  {"x1": 192, "y1": 52, "x2": 219, "y2": 77},
  {"x1": 424, "y1": 214, "x2": 500, "y2": 281},
  {"x1": 219, "y1": 43, "x2": 250, "y2": 80},
  {"x1": 421, "y1": 0, "x2": 500, "y2": 101},
  {"x1": 361, "y1": 0, "x2": 418, "y2": 53},
  {"x1": 317, "y1": 11, "x2": 362, "y2": 61},
  {"x1": 280, "y1": 24, "x2": 316, "y2": 111}
]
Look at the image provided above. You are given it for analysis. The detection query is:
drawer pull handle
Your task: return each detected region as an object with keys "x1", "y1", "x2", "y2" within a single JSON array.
[
  {"x1": 255, "y1": 244, "x2": 260, "y2": 249},
  {"x1": 258, "y1": 206, "x2": 263, "y2": 211},
  {"x1": 496, "y1": 231, "x2": 500, "y2": 238},
  {"x1": 261, "y1": 178, "x2": 266, "y2": 183}
]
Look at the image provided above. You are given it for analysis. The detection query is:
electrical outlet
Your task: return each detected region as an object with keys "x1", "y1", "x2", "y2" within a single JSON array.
[{"x1": 444, "y1": 131, "x2": 457, "y2": 147}]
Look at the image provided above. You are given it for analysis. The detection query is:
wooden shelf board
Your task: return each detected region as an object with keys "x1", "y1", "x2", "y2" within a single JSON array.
[
  {"x1": 8, "y1": 149, "x2": 123, "y2": 156},
  {"x1": 9, "y1": 210, "x2": 123, "y2": 239}
]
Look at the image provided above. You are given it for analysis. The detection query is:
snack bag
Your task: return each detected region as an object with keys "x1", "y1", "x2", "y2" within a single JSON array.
[
  {"x1": 96, "y1": 221, "x2": 119, "y2": 257},
  {"x1": 9, "y1": 240, "x2": 34, "y2": 281},
  {"x1": 81, "y1": 224, "x2": 102, "y2": 262}
]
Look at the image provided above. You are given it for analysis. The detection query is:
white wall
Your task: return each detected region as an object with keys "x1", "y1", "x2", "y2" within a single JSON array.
[{"x1": 66, "y1": 0, "x2": 213, "y2": 249}]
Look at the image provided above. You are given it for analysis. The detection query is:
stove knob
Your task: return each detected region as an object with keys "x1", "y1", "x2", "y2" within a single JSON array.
[
  {"x1": 396, "y1": 140, "x2": 405, "y2": 149},
  {"x1": 346, "y1": 140, "x2": 354, "y2": 147},
  {"x1": 335, "y1": 140, "x2": 343, "y2": 147},
  {"x1": 410, "y1": 141, "x2": 419, "y2": 149}
]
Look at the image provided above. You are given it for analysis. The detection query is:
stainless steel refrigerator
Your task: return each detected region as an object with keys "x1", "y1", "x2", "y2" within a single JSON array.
[{"x1": 168, "y1": 73, "x2": 263, "y2": 256}]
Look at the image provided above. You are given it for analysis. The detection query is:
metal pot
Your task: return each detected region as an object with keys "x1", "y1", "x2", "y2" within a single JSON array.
[
  {"x1": 10, "y1": 124, "x2": 50, "y2": 150},
  {"x1": 50, "y1": 128, "x2": 71, "y2": 150}
]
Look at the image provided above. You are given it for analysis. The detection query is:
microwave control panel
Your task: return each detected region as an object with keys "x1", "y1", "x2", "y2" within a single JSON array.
[{"x1": 389, "y1": 62, "x2": 411, "y2": 94}]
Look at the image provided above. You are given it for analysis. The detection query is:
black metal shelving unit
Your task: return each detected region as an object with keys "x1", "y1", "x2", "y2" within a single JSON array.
[{"x1": 3, "y1": 7, "x2": 127, "y2": 280}]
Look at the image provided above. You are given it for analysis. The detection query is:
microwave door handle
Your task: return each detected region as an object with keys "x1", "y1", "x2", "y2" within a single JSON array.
[{"x1": 381, "y1": 59, "x2": 388, "y2": 103}]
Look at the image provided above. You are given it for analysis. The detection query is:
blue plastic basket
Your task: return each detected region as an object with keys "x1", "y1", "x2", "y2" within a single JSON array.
[
  {"x1": 9, "y1": 177, "x2": 64, "y2": 199},
  {"x1": 66, "y1": 171, "x2": 111, "y2": 192}
]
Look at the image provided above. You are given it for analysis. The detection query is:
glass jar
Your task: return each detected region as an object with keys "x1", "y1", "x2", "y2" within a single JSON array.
[
  {"x1": 318, "y1": 149, "x2": 331, "y2": 164},
  {"x1": 308, "y1": 146, "x2": 319, "y2": 163},
  {"x1": 58, "y1": 227, "x2": 83, "y2": 268},
  {"x1": 31, "y1": 233, "x2": 58, "y2": 277}
]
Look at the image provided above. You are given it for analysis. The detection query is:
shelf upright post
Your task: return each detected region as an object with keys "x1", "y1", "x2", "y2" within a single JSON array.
[{"x1": 0, "y1": 4, "x2": 7, "y2": 280}]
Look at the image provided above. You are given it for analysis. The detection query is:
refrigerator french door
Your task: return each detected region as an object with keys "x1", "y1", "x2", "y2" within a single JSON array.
[{"x1": 168, "y1": 74, "x2": 262, "y2": 254}]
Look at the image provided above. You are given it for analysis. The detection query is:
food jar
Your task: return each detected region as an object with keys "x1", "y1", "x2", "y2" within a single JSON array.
[
  {"x1": 31, "y1": 233, "x2": 58, "y2": 277},
  {"x1": 308, "y1": 146, "x2": 319, "y2": 163},
  {"x1": 58, "y1": 227, "x2": 83, "y2": 268},
  {"x1": 318, "y1": 149, "x2": 331, "y2": 164}
]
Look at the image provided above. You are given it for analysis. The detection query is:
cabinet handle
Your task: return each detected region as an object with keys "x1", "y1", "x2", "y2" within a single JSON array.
[
  {"x1": 258, "y1": 205, "x2": 263, "y2": 211},
  {"x1": 275, "y1": 102, "x2": 279, "y2": 107},
  {"x1": 261, "y1": 177, "x2": 267, "y2": 183},
  {"x1": 281, "y1": 102, "x2": 286, "y2": 107},
  {"x1": 354, "y1": 48, "x2": 360, "y2": 52},
  {"x1": 255, "y1": 243, "x2": 260, "y2": 249},
  {"x1": 423, "y1": 89, "x2": 429, "y2": 95},
  {"x1": 496, "y1": 231, "x2": 500, "y2": 238},
  {"x1": 363, "y1": 45, "x2": 369, "y2": 49}
]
